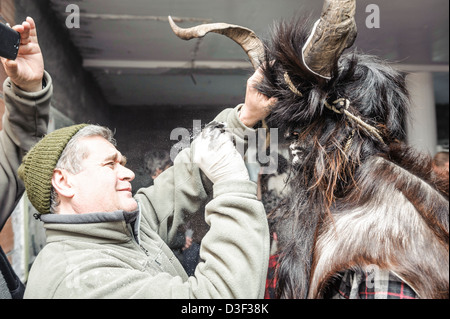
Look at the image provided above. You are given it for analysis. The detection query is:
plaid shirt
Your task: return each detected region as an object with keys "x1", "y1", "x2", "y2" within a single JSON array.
[
  {"x1": 265, "y1": 254, "x2": 278, "y2": 299},
  {"x1": 324, "y1": 268, "x2": 418, "y2": 299},
  {"x1": 264, "y1": 255, "x2": 418, "y2": 299}
]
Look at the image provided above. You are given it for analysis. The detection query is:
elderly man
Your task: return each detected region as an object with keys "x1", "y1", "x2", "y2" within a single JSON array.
[
  {"x1": 0, "y1": 17, "x2": 50, "y2": 299},
  {"x1": 13, "y1": 23, "x2": 273, "y2": 297}
]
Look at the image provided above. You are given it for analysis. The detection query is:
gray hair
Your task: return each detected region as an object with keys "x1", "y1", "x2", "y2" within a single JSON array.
[{"x1": 50, "y1": 125, "x2": 116, "y2": 213}]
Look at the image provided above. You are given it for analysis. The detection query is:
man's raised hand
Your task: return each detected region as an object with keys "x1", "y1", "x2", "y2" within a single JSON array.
[{"x1": 1, "y1": 17, "x2": 44, "y2": 92}]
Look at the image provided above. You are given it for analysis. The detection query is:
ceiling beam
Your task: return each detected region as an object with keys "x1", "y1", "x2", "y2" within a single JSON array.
[
  {"x1": 83, "y1": 59, "x2": 253, "y2": 76},
  {"x1": 80, "y1": 13, "x2": 212, "y2": 24},
  {"x1": 83, "y1": 59, "x2": 449, "y2": 74},
  {"x1": 394, "y1": 64, "x2": 449, "y2": 73},
  {"x1": 83, "y1": 59, "x2": 251, "y2": 69}
]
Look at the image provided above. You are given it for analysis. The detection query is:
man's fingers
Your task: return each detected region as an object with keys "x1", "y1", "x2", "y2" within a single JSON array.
[
  {"x1": 247, "y1": 67, "x2": 264, "y2": 88},
  {"x1": 11, "y1": 24, "x2": 24, "y2": 34},
  {"x1": 5, "y1": 59, "x2": 18, "y2": 71},
  {"x1": 11, "y1": 22, "x2": 30, "y2": 45},
  {"x1": 268, "y1": 97, "x2": 278, "y2": 107},
  {"x1": 26, "y1": 17, "x2": 36, "y2": 30},
  {"x1": 26, "y1": 17, "x2": 38, "y2": 38},
  {"x1": 20, "y1": 21, "x2": 31, "y2": 44},
  {"x1": 10, "y1": 17, "x2": 36, "y2": 41},
  {"x1": 2, "y1": 59, "x2": 18, "y2": 76}
]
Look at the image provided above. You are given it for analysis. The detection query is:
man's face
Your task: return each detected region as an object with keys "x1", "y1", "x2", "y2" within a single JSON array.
[{"x1": 69, "y1": 136, "x2": 138, "y2": 214}]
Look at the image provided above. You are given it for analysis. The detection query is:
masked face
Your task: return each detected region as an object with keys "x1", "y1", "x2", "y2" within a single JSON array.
[{"x1": 285, "y1": 126, "x2": 318, "y2": 168}]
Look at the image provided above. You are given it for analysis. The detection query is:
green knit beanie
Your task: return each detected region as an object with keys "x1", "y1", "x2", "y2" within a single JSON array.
[{"x1": 18, "y1": 124, "x2": 89, "y2": 215}]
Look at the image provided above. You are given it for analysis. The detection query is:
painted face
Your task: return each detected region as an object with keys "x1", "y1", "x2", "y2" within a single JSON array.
[
  {"x1": 285, "y1": 128, "x2": 310, "y2": 167},
  {"x1": 69, "y1": 136, "x2": 138, "y2": 214}
]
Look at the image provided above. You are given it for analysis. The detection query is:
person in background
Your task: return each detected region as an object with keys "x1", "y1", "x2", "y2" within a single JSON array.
[{"x1": 146, "y1": 150, "x2": 200, "y2": 276}]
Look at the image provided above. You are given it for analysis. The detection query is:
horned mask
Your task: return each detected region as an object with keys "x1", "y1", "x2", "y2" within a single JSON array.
[
  {"x1": 169, "y1": 0, "x2": 404, "y2": 156},
  {"x1": 168, "y1": 1, "x2": 392, "y2": 147},
  {"x1": 169, "y1": 0, "x2": 357, "y2": 80},
  {"x1": 169, "y1": 2, "x2": 449, "y2": 300},
  {"x1": 169, "y1": 2, "x2": 448, "y2": 301}
]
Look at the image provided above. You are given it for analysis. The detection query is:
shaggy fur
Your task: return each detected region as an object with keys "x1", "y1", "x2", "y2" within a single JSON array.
[{"x1": 260, "y1": 17, "x2": 449, "y2": 299}]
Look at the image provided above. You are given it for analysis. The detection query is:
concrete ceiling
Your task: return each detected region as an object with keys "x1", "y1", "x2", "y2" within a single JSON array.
[{"x1": 47, "y1": 0, "x2": 449, "y2": 107}]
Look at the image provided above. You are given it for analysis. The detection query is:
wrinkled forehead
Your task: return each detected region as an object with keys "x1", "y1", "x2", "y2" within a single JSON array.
[{"x1": 78, "y1": 135, "x2": 121, "y2": 161}]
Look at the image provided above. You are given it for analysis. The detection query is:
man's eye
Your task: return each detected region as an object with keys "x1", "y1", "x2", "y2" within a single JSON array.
[{"x1": 105, "y1": 162, "x2": 116, "y2": 167}]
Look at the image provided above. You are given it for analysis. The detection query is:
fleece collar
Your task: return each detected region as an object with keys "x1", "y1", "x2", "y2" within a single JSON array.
[
  {"x1": 39, "y1": 209, "x2": 139, "y2": 225},
  {"x1": 39, "y1": 207, "x2": 141, "y2": 244}
]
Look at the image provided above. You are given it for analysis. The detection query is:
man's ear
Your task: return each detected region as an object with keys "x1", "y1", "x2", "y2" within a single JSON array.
[{"x1": 51, "y1": 169, "x2": 75, "y2": 198}]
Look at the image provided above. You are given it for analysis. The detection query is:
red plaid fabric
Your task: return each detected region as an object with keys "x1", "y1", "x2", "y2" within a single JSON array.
[
  {"x1": 324, "y1": 268, "x2": 419, "y2": 299},
  {"x1": 264, "y1": 254, "x2": 279, "y2": 299},
  {"x1": 265, "y1": 256, "x2": 419, "y2": 299}
]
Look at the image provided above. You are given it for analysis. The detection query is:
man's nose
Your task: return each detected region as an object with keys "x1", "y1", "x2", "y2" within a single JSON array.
[{"x1": 118, "y1": 165, "x2": 135, "y2": 182}]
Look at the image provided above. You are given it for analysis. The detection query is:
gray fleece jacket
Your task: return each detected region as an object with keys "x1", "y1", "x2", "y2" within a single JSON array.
[{"x1": 0, "y1": 72, "x2": 51, "y2": 229}]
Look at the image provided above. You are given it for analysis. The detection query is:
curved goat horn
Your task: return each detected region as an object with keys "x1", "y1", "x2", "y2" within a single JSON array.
[
  {"x1": 168, "y1": 16, "x2": 264, "y2": 70},
  {"x1": 302, "y1": 0, "x2": 357, "y2": 79}
]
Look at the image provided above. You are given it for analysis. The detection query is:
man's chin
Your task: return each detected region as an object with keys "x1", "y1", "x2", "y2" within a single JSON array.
[{"x1": 122, "y1": 200, "x2": 138, "y2": 213}]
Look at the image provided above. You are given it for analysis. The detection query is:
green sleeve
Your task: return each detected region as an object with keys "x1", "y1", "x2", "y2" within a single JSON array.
[{"x1": 0, "y1": 72, "x2": 51, "y2": 228}]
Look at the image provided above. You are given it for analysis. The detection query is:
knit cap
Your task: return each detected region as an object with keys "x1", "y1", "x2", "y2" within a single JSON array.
[{"x1": 18, "y1": 124, "x2": 88, "y2": 214}]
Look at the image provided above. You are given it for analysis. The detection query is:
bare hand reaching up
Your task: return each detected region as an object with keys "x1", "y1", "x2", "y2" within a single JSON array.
[
  {"x1": 239, "y1": 67, "x2": 277, "y2": 128},
  {"x1": 1, "y1": 17, "x2": 44, "y2": 92}
]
